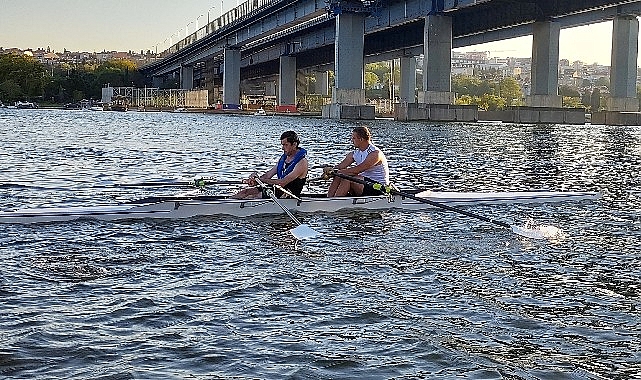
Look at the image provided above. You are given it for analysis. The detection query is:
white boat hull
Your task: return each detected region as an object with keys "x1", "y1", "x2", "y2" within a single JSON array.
[{"x1": 0, "y1": 190, "x2": 600, "y2": 224}]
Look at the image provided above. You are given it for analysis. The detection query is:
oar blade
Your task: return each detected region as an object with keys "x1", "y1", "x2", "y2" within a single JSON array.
[
  {"x1": 290, "y1": 224, "x2": 320, "y2": 240},
  {"x1": 511, "y1": 225, "x2": 547, "y2": 239}
]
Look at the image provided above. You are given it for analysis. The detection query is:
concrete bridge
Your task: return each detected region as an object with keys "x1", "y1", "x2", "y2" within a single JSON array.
[{"x1": 140, "y1": 0, "x2": 641, "y2": 122}]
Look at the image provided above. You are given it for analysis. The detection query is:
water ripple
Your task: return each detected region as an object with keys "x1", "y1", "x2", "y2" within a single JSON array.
[{"x1": 0, "y1": 109, "x2": 639, "y2": 379}]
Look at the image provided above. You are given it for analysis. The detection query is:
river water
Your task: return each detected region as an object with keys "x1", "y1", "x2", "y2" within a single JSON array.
[{"x1": 0, "y1": 108, "x2": 639, "y2": 379}]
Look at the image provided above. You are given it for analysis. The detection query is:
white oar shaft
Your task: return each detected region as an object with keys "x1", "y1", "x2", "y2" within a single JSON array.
[
  {"x1": 253, "y1": 178, "x2": 319, "y2": 239},
  {"x1": 254, "y1": 178, "x2": 301, "y2": 225},
  {"x1": 116, "y1": 178, "x2": 243, "y2": 188}
]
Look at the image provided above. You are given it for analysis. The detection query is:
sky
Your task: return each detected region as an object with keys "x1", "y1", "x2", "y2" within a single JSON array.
[
  {"x1": 0, "y1": 1, "x2": 631, "y2": 65},
  {"x1": 454, "y1": 21, "x2": 621, "y2": 66},
  {"x1": 0, "y1": 0, "x2": 228, "y2": 53}
]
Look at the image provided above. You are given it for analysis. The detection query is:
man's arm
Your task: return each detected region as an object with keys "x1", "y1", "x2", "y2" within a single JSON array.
[
  {"x1": 259, "y1": 157, "x2": 310, "y2": 187},
  {"x1": 269, "y1": 158, "x2": 308, "y2": 187},
  {"x1": 259, "y1": 166, "x2": 278, "y2": 180},
  {"x1": 335, "y1": 152, "x2": 355, "y2": 170},
  {"x1": 245, "y1": 165, "x2": 277, "y2": 186}
]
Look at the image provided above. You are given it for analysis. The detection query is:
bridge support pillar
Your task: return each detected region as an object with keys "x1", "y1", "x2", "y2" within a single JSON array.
[
  {"x1": 526, "y1": 21, "x2": 562, "y2": 108},
  {"x1": 418, "y1": 14, "x2": 454, "y2": 105},
  {"x1": 323, "y1": 12, "x2": 374, "y2": 119},
  {"x1": 278, "y1": 56, "x2": 297, "y2": 112},
  {"x1": 222, "y1": 48, "x2": 241, "y2": 110},
  {"x1": 315, "y1": 71, "x2": 329, "y2": 96},
  {"x1": 180, "y1": 65, "x2": 194, "y2": 90},
  {"x1": 400, "y1": 14, "x2": 478, "y2": 122},
  {"x1": 608, "y1": 16, "x2": 639, "y2": 112},
  {"x1": 399, "y1": 56, "x2": 417, "y2": 104}
]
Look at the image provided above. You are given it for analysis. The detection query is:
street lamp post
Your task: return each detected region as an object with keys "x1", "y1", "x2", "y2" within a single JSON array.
[{"x1": 208, "y1": 6, "x2": 216, "y2": 24}]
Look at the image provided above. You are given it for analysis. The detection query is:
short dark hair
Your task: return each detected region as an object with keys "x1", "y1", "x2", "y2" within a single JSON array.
[
  {"x1": 280, "y1": 130, "x2": 300, "y2": 146},
  {"x1": 353, "y1": 126, "x2": 371, "y2": 141}
]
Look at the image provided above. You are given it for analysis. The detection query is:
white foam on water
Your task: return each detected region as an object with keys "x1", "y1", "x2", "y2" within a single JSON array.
[{"x1": 512, "y1": 219, "x2": 565, "y2": 240}]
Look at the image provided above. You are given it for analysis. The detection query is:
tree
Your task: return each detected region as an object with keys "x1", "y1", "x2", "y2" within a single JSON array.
[
  {"x1": 0, "y1": 79, "x2": 24, "y2": 101},
  {"x1": 496, "y1": 77, "x2": 523, "y2": 106},
  {"x1": 454, "y1": 94, "x2": 477, "y2": 106},
  {"x1": 364, "y1": 71, "x2": 380, "y2": 90},
  {"x1": 453, "y1": 74, "x2": 522, "y2": 110},
  {"x1": 581, "y1": 91, "x2": 591, "y2": 107},
  {"x1": 563, "y1": 97, "x2": 583, "y2": 108},
  {"x1": 0, "y1": 53, "x2": 47, "y2": 102},
  {"x1": 478, "y1": 93, "x2": 506, "y2": 111},
  {"x1": 1, "y1": 53, "x2": 146, "y2": 105},
  {"x1": 559, "y1": 85, "x2": 580, "y2": 98},
  {"x1": 595, "y1": 76, "x2": 609, "y2": 89},
  {"x1": 453, "y1": 74, "x2": 490, "y2": 97}
]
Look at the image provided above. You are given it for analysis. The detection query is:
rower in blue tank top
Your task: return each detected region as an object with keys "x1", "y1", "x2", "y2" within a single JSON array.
[
  {"x1": 327, "y1": 126, "x2": 390, "y2": 197},
  {"x1": 232, "y1": 131, "x2": 309, "y2": 199}
]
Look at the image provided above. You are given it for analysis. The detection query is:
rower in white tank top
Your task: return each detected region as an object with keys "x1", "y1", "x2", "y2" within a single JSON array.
[
  {"x1": 353, "y1": 143, "x2": 389, "y2": 185},
  {"x1": 327, "y1": 126, "x2": 390, "y2": 197}
]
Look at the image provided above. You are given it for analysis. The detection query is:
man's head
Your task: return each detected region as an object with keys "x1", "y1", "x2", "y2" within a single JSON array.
[
  {"x1": 280, "y1": 130, "x2": 300, "y2": 155},
  {"x1": 351, "y1": 126, "x2": 371, "y2": 150}
]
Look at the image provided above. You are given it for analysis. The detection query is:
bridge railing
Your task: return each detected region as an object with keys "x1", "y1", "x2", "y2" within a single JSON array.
[{"x1": 159, "y1": 0, "x2": 281, "y2": 58}]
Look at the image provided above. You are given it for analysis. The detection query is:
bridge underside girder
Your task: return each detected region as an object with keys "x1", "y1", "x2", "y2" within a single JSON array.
[
  {"x1": 235, "y1": 2, "x2": 641, "y2": 82},
  {"x1": 144, "y1": 0, "x2": 641, "y2": 85},
  {"x1": 452, "y1": 0, "x2": 641, "y2": 38}
]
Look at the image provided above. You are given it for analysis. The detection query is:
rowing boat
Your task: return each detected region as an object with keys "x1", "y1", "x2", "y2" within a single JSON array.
[{"x1": 0, "y1": 189, "x2": 600, "y2": 224}]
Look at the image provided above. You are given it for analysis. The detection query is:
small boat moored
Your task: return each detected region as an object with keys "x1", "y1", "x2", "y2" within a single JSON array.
[
  {"x1": 105, "y1": 95, "x2": 129, "y2": 111},
  {"x1": 15, "y1": 101, "x2": 37, "y2": 109}
]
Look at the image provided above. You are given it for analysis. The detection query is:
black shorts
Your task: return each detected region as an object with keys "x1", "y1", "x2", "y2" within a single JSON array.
[
  {"x1": 261, "y1": 177, "x2": 306, "y2": 199},
  {"x1": 261, "y1": 185, "x2": 290, "y2": 199},
  {"x1": 361, "y1": 177, "x2": 386, "y2": 196}
]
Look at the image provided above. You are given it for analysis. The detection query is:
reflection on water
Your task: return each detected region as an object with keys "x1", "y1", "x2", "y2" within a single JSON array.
[{"x1": 0, "y1": 108, "x2": 639, "y2": 379}]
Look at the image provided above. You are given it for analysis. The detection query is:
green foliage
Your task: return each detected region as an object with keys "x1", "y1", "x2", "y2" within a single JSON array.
[
  {"x1": 364, "y1": 61, "x2": 401, "y2": 99},
  {"x1": 453, "y1": 74, "x2": 522, "y2": 110},
  {"x1": 595, "y1": 76, "x2": 609, "y2": 88},
  {"x1": 455, "y1": 94, "x2": 475, "y2": 106},
  {"x1": 559, "y1": 85, "x2": 586, "y2": 109},
  {"x1": 453, "y1": 75, "x2": 491, "y2": 97},
  {"x1": 364, "y1": 71, "x2": 379, "y2": 89},
  {"x1": 0, "y1": 54, "x2": 47, "y2": 102},
  {"x1": 365, "y1": 62, "x2": 390, "y2": 82},
  {"x1": 562, "y1": 97, "x2": 584, "y2": 108},
  {"x1": 559, "y1": 85, "x2": 580, "y2": 98},
  {"x1": 496, "y1": 77, "x2": 523, "y2": 106},
  {"x1": 455, "y1": 93, "x2": 506, "y2": 111},
  {"x1": 0, "y1": 53, "x2": 146, "y2": 105},
  {"x1": 581, "y1": 91, "x2": 591, "y2": 109},
  {"x1": 0, "y1": 79, "x2": 24, "y2": 100}
]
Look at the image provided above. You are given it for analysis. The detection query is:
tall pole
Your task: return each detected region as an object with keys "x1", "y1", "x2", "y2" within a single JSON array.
[{"x1": 391, "y1": 59, "x2": 395, "y2": 102}]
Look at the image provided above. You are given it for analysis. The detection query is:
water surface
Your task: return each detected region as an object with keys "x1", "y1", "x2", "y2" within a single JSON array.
[{"x1": 0, "y1": 108, "x2": 639, "y2": 379}]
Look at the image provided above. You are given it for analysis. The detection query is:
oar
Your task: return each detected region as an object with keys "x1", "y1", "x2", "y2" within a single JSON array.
[
  {"x1": 254, "y1": 178, "x2": 319, "y2": 240},
  {"x1": 116, "y1": 177, "x2": 243, "y2": 188},
  {"x1": 273, "y1": 184, "x2": 301, "y2": 200},
  {"x1": 330, "y1": 171, "x2": 548, "y2": 239}
]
